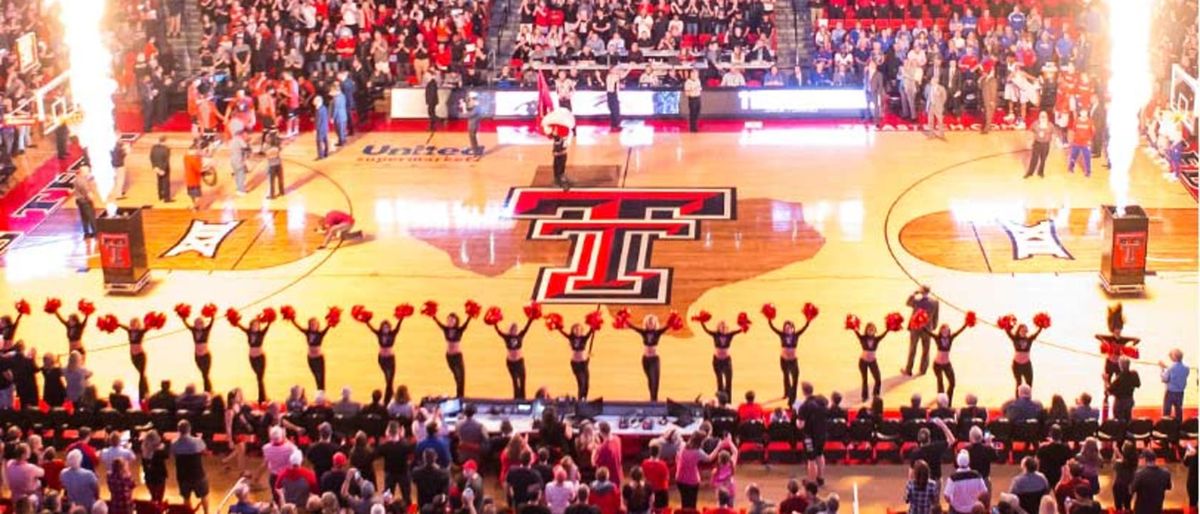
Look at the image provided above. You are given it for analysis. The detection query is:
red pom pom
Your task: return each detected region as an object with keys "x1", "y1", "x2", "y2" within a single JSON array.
[
  {"x1": 351, "y1": 305, "x2": 365, "y2": 319},
  {"x1": 483, "y1": 307, "x2": 503, "y2": 326},
  {"x1": 1033, "y1": 312, "x2": 1051, "y2": 329},
  {"x1": 44, "y1": 298, "x2": 62, "y2": 314},
  {"x1": 421, "y1": 301, "x2": 438, "y2": 317},
  {"x1": 523, "y1": 302, "x2": 542, "y2": 320},
  {"x1": 691, "y1": 310, "x2": 712, "y2": 323},
  {"x1": 885, "y1": 312, "x2": 905, "y2": 332},
  {"x1": 174, "y1": 303, "x2": 192, "y2": 319},
  {"x1": 151, "y1": 312, "x2": 167, "y2": 329},
  {"x1": 666, "y1": 311, "x2": 685, "y2": 330},
  {"x1": 844, "y1": 314, "x2": 861, "y2": 331},
  {"x1": 358, "y1": 309, "x2": 374, "y2": 323},
  {"x1": 281, "y1": 305, "x2": 297, "y2": 321},
  {"x1": 997, "y1": 314, "x2": 1016, "y2": 331},
  {"x1": 201, "y1": 303, "x2": 218, "y2": 318},
  {"x1": 258, "y1": 307, "x2": 277, "y2": 324},
  {"x1": 585, "y1": 310, "x2": 604, "y2": 331},
  {"x1": 225, "y1": 308, "x2": 242, "y2": 326},
  {"x1": 803, "y1": 302, "x2": 819, "y2": 321},
  {"x1": 395, "y1": 304, "x2": 415, "y2": 319},
  {"x1": 964, "y1": 311, "x2": 977, "y2": 328},
  {"x1": 761, "y1": 303, "x2": 777, "y2": 320},
  {"x1": 97, "y1": 314, "x2": 119, "y2": 333},
  {"x1": 613, "y1": 308, "x2": 632, "y2": 329},
  {"x1": 908, "y1": 309, "x2": 930, "y2": 331},
  {"x1": 464, "y1": 300, "x2": 482, "y2": 319},
  {"x1": 1123, "y1": 346, "x2": 1140, "y2": 359},
  {"x1": 15, "y1": 300, "x2": 30, "y2": 316},
  {"x1": 736, "y1": 312, "x2": 752, "y2": 332},
  {"x1": 77, "y1": 299, "x2": 95, "y2": 316},
  {"x1": 143, "y1": 312, "x2": 157, "y2": 329},
  {"x1": 325, "y1": 307, "x2": 342, "y2": 327},
  {"x1": 545, "y1": 313, "x2": 564, "y2": 331}
]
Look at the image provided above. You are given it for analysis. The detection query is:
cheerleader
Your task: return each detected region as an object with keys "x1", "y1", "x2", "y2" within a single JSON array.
[
  {"x1": 618, "y1": 314, "x2": 670, "y2": 402},
  {"x1": 176, "y1": 303, "x2": 217, "y2": 393},
  {"x1": 227, "y1": 308, "x2": 275, "y2": 404},
  {"x1": 1096, "y1": 304, "x2": 1139, "y2": 394},
  {"x1": 918, "y1": 312, "x2": 975, "y2": 405},
  {"x1": 0, "y1": 300, "x2": 29, "y2": 350},
  {"x1": 282, "y1": 306, "x2": 341, "y2": 392},
  {"x1": 485, "y1": 306, "x2": 537, "y2": 400},
  {"x1": 763, "y1": 303, "x2": 818, "y2": 407},
  {"x1": 845, "y1": 313, "x2": 901, "y2": 402},
  {"x1": 696, "y1": 312, "x2": 750, "y2": 401},
  {"x1": 548, "y1": 314, "x2": 596, "y2": 400},
  {"x1": 111, "y1": 313, "x2": 165, "y2": 399},
  {"x1": 423, "y1": 301, "x2": 478, "y2": 398},
  {"x1": 47, "y1": 298, "x2": 94, "y2": 357},
  {"x1": 1000, "y1": 313, "x2": 1049, "y2": 395},
  {"x1": 221, "y1": 388, "x2": 256, "y2": 470},
  {"x1": 351, "y1": 304, "x2": 410, "y2": 405}
]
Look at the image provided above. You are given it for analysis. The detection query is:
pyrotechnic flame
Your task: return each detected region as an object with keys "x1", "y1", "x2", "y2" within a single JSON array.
[
  {"x1": 50, "y1": 0, "x2": 118, "y2": 200},
  {"x1": 1106, "y1": 0, "x2": 1155, "y2": 215}
]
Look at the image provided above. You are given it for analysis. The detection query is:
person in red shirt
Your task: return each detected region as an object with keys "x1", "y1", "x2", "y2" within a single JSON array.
[
  {"x1": 640, "y1": 445, "x2": 670, "y2": 511},
  {"x1": 737, "y1": 390, "x2": 765, "y2": 423},
  {"x1": 317, "y1": 210, "x2": 360, "y2": 248},
  {"x1": 1067, "y1": 109, "x2": 1094, "y2": 177}
]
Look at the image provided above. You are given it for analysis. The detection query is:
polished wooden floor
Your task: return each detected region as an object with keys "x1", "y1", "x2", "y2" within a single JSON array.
[{"x1": 1, "y1": 125, "x2": 1195, "y2": 410}]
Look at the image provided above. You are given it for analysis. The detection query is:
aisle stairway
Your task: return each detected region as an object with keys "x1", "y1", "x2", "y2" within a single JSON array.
[{"x1": 166, "y1": 0, "x2": 203, "y2": 76}]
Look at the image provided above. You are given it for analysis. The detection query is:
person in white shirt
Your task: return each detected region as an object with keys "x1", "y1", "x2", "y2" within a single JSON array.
[
  {"x1": 720, "y1": 67, "x2": 746, "y2": 87},
  {"x1": 684, "y1": 70, "x2": 702, "y2": 132},
  {"x1": 943, "y1": 450, "x2": 988, "y2": 514},
  {"x1": 544, "y1": 468, "x2": 577, "y2": 514},
  {"x1": 605, "y1": 67, "x2": 626, "y2": 129}
]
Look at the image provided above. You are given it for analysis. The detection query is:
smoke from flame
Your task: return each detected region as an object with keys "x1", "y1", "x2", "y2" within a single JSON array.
[{"x1": 1105, "y1": 0, "x2": 1155, "y2": 214}]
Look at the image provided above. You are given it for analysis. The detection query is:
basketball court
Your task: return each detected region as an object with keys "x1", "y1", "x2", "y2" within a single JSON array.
[{"x1": 0, "y1": 123, "x2": 1195, "y2": 410}]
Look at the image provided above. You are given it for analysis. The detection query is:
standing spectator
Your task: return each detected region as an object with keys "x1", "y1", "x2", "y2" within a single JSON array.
[
  {"x1": 60, "y1": 449, "x2": 99, "y2": 510},
  {"x1": 1063, "y1": 485, "x2": 1101, "y2": 514},
  {"x1": 6, "y1": 443, "x2": 44, "y2": 502},
  {"x1": 140, "y1": 430, "x2": 169, "y2": 504},
  {"x1": 183, "y1": 143, "x2": 204, "y2": 210},
  {"x1": 1106, "y1": 357, "x2": 1141, "y2": 421},
  {"x1": 150, "y1": 136, "x2": 172, "y2": 202},
  {"x1": 264, "y1": 133, "x2": 284, "y2": 199},
  {"x1": 506, "y1": 450, "x2": 543, "y2": 508},
  {"x1": 566, "y1": 486, "x2": 599, "y2": 514},
  {"x1": 622, "y1": 467, "x2": 653, "y2": 514},
  {"x1": 795, "y1": 382, "x2": 829, "y2": 485},
  {"x1": 778, "y1": 479, "x2": 810, "y2": 514},
  {"x1": 966, "y1": 426, "x2": 1001, "y2": 489},
  {"x1": 378, "y1": 421, "x2": 415, "y2": 507},
  {"x1": 592, "y1": 422, "x2": 623, "y2": 486},
  {"x1": 926, "y1": 80, "x2": 948, "y2": 139},
  {"x1": 1054, "y1": 461, "x2": 1090, "y2": 511},
  {"x1": 65, "y1": 351, "x2": 91, "y2": 404},
  {"x1": 1009, "y1": 456, "x2": 1050, "y2": 514},
  {"x1": 864, "y1": 61, "x2": 884, "y2": 127},
  {"x1": 275, "y1": 450, "x2": 317, "y2": 507},
  {"x1": 944, "y1": 450, "x2": 989, "y2": 514},
  {"x1": 171, "y1": 420, "x2": 210, "y2": 514},
  {"x1": 112, "y1": 142, "x2": 129, "y2": 200},
  {"x1": 74, "y1": 168, "x2": 100, "y2": 239},
  {"x1": 1158, "y1": 348, "x2": 1189, "y2": 421},
  {"x1": 106, "y1": 457, "x2": 135, "y2": 514},
  {"x1": 675, "y1": 433, "x2": 734, "y2": 509},
  {"x1": 1112, "y1": 442, "x2": 1138, "y2": 513},
  {"x1": 1025, "y1": 111, "x2": 1054, "y2": 178},
  {"x1": 910, "y1": 419, "x2": 956, "y2": 485},
  {"x1": 980, "y1": 63, "x2": 999, "y2": 134},
  {"x1": 465, "y1": 92, "x2": 482, "y2": 154},
  {"x1": 588, "y1": 468, "x2": 621, "y2": 514},
  {"x1": 746, "y1": 484, "x2": 773, "y2": 514},
  {"x1": 229, "y1": 129, "x2": 249, "y2": 196},
  {"x1": 605, "y1": 67, "x2": 624, "y2": 130},
  {"x1": 685, "y1": 70, "x2": 702, "y2": 133},
  {"x1": 545, "y1": 468, "x2": 577, "y2": 514},
  {"x1": 905, "y1": 460, "x2": 940, "y2": 514},
  {"x1": 1130, "y1": 450, "x2": 1171, "y2": 514},
  {"x1": 903, "y1": 286, "x2": 939, "y2": 376},
  {"x1": 99, "y1": 432, "x2": 135, "y2": 481},
  {"x1": 412, "y1": 449, "x2": 449, "y2": 509},
  {"x1": 314, "y1": 96, "x2": 330, "y2": 160},
  {"x1": 262, "y1": 426, "x2": 299, "y2": 494},
  {"x1": 1066, "y1": 110, "x2": 1094, "y2": 177},
  {"x1": 415, "y1": 422, "x2": 451, "y2": 467},
  {"x1": 425, "y1": 73, "x2": 440, "y2": 132},
  {"x1": 640, "y1": 444, "x2": 670, "y2": 511},
  {"x1": 331, "y1": 87, "x2": 349, "y2": 147}
]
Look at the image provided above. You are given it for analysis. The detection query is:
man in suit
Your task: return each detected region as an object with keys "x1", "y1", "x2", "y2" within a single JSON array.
[
  {"x1": 943, "y1": 59, "x2": 964, "y2": 119},
  {"x1": 314, "y1": 96, "x2": 329, "y2": 160},
  {"x1": 903, "y1": 286, "x2": 940, "y2": 376},
  {"x1": 339, "y1": 71, "x2": 358, "y2": 136},
  {"x1": 331, "y1": 87, "x2": 349, "y2": 147},
  {"x1": 150, "y1": 136, "x2": 172, "y2": 202},
  {"x1": 925, "y1": 80, "x2": 948, "y2": 139},
  {"x1": 424, "y1": 72, "x2": 440, "y2": 132},
  {"x1": 979, "y1": 62, "x2": 999, "y2": 134},
  {"x1": 73, "y1": 166, "x2": 100, "y2": 239},
  {"x1": 864, "y1": 61, "x2": 885, "y2": 127}
]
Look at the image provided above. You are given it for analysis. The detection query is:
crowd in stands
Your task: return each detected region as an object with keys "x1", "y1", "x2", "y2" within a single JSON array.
[
  {"x1": 0, "y1": 0, "x2": 68, "y2": 171},
  {"x1": 511, "y1": 0, "x2": 783, "y2": 88},
  {"x1": 0, "y1": 347, "x2": 1195, "y2": 514}
]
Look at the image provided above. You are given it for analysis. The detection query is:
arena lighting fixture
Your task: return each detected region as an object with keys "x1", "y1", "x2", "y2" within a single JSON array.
[
  {"x1": 49, "y1": 0, "x2": 118, "y2": 201},
  {"x1": 1105, "y1": 0, "x2": 1154, "y2": 215}
]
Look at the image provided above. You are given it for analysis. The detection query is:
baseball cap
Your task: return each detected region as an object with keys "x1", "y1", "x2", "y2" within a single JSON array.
[
  {"x1": 333, "y1": 452, "x2": 348, "y2": 467},
  {"x1": 463, "y1": 459, "x2": 478, "y2": 472}
]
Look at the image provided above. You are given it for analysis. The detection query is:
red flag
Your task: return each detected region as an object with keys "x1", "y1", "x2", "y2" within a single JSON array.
[{"x1": 536, "y1": 71, "x2": 553, "y2": 137}]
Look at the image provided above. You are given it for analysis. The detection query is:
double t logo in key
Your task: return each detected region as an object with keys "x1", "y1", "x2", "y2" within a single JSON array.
[{"x1": 505, "y1": 187, "x2": 736, "y2": 304}]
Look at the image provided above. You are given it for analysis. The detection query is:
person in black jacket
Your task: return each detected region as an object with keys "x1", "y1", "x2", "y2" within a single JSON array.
[
  {"x1": 150, "y1": 136, "x2": 172, "y2": 202},
  {"x1": 424, "y1": 73, "x2": 440, "y2": 132}
]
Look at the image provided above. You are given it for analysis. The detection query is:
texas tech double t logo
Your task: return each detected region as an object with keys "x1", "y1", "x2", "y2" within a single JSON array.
[{"x1": 505, "y1": 188, "x2": 736, "y2": 304}]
